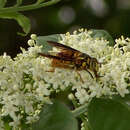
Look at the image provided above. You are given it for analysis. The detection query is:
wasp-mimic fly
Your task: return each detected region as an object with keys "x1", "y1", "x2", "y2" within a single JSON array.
[{"x1": 38, "y1": 41, "x2": 101, "y2": 83}]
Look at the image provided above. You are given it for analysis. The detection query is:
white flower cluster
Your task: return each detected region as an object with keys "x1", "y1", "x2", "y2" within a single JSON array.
[
  {"x1": 59, "y1": 30, "x2": 130, "y2": 103},
  {"x1": 0, "y1": 43, "x2": 51, "y2": 129},
  {"x1": 0, "y1": 30, "x2": 129, "y2": 129}
]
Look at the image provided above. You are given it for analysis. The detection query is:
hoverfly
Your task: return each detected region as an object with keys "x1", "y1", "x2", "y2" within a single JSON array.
[{"x1": 38, "y1": 41, "x2": 101, "y2": 83}]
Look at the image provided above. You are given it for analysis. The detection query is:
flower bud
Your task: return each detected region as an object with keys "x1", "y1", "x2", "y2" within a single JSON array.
[
  {"x1": 30, "y1": 34, "x2": 37, "y2": 40},
  {"x1": 68, "y1": 93, "x2": 75, "y2": 100},
  {"x1": 28, "y1": 39, "x2": 35, "y2": 46}
]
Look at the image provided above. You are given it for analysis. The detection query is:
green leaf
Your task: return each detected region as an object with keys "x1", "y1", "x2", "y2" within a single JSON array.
[
  {"x1": 32, "y1": 100, "x2": 78, "y2": 130},
  {"x1": 15, "y1": 0, "x2": 23, "y2": 7},
  {"x1": 4, "y1": 122, "x2": 11, "y2": 130},
  {"x1": 112, "y1": 94, "x2": 130, "y2": 107},
  {"x1": 0, "y1": 0, "x2": 7, "y2": 8},
  {"x1": 0, "y1": 12, "x2": 30, "y2": 35},
  {"x1": 36, "y1": 0, "x2": 46, "y2": 4},
  {"x1": 88, "y1": 98, "x2": 130, "y2": 130},
  {"x1": 36, "y1": 34, "x2": 61, "y2": 52},
  {"x1": 90, "y1": 29, "x2": 114, "y2": 46}
]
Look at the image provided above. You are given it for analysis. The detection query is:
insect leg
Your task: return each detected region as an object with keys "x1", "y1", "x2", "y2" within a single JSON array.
[
  {"x1": 86, "y1": 69, "x2": 94, "y2": 79},
  {"x1": 76, "y1": 70, "x2": 84, "y2": 83}
]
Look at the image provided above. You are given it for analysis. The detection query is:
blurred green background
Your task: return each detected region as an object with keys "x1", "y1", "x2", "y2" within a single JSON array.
[{"x1": 0, "y1": 0, "x2": 130, "y2": 57}]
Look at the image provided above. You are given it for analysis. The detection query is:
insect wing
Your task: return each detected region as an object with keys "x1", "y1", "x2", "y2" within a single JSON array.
[
  {"x1": 47, "y1": 41, "x2": 80, "y2": 52},
  {"x1": 47, "y1": 41, "x2": 83, "y2": 61},
  {"x1": 38, "y1": 53, "x2": 72, "y2": 61},
  {"x1": 38, "y1": 52, "x2": 75, "y2": 69}
]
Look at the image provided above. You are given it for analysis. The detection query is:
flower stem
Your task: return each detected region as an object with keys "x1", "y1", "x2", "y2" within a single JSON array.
[
  {"x1": 72, "y1": 103, "x2": 88, "y2": 118},
  {"x1": 0, "y1": 0, "x2": 61, "y2": 13}
]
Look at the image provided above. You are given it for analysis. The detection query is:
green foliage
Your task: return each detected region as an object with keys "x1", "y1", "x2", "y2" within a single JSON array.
[
  {"x1": 3, "y1": 116, "x2": 12, "y2": 130},
  {"x1": 112, "y1": 94, "x2": 130, "y2": 107},
  {"x1": 0, "y1": 12, "x2": 30, "y2": 36},
  {"x1": 36, "y1": 0, "x2": 46, "y2": 4},
  {"x1": 32, "y1": 100, "x2": 78, "y2": 130},
  {"x1": 88, "y1": 98, "x2": 130, "y2": 130},
  {"x1": 90, "y1": 29, "x2": 114, "y2": 46},
  {"x1": 15, "y1": 0, "x2": 23, "y2": 7},
  {"x1": 36, "y1": 34, "x2": 61, "y2": 52},
  {"x1": 0, "y1": 0, "x2": 7, "y2": 8},
  {"x1": 4, "y1": 122, "x2": 11, "y2": 130},
  {"x1": 0, "y1": 0, "x2": 61, "y2": 35}
]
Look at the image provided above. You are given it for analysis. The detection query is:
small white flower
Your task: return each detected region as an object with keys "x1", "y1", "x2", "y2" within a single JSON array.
[
  {"x1": 30, "y1": 34, "x2": 37, "y2": 40},
  {"x1": 28, "y1": 39, "x2": 35, "y2": 46},
  {"x1": 9, "y1": 114, "x2": 22, "y2": 129},
  {"x1": 0, "y1": 29, "x2": 129, "y2": 129}
]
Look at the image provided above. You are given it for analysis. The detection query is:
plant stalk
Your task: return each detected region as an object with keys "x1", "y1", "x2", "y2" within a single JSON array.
[
  {"x1": 0, "y1": 0, "x2": 61, "y2": 13},
  {"x1": 72, "y1": 103, "x2": 88, "y2": 118}
]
